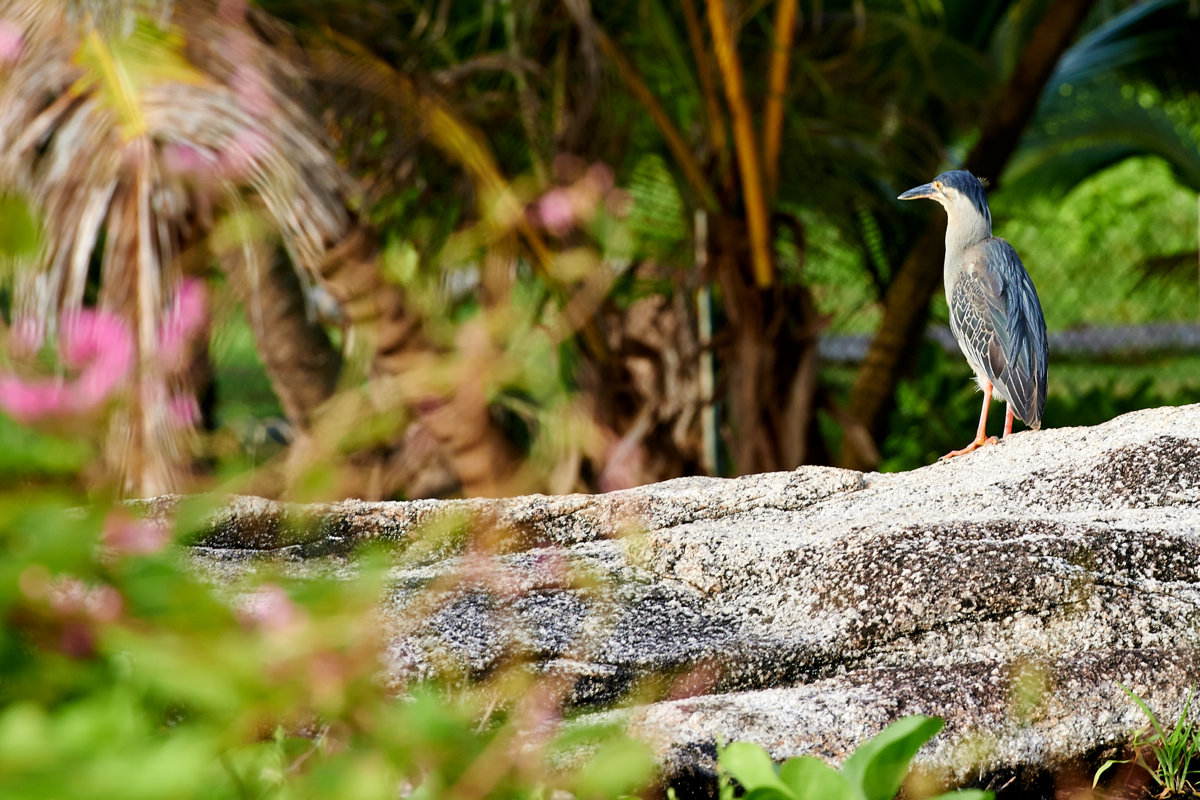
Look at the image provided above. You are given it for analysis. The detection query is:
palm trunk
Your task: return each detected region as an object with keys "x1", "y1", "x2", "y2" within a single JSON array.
[
  {"x1": 221, "y1": 247, "x2": 343, "y2": 431},
  {"x1": 713, "y1": 215, "x2": 824, "y2": 473},
  {"x1": 844, "y1": 0, "x2": 1098, "y2": 470}
]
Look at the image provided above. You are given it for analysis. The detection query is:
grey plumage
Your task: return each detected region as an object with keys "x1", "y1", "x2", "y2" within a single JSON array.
[
  {"x1": 950, "y1": 237, "x2": 1048, "y2": 428},
  {"x1": 899, "y1": 169, "x2": 1048, "y2": 443}
]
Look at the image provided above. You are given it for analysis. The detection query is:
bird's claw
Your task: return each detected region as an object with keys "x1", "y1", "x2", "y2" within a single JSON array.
[{"x1": 940, "y1": 435, "x2": 999, "y2": 460}]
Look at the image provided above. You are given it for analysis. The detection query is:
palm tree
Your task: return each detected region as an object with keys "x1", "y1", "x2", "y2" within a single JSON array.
[{"x1": 0, "y1": 0, "x2": 407, "y2": 494}]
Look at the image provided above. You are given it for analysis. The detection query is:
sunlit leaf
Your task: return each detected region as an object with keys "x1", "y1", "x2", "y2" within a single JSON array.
[
  {"x1": 778, "y1": 755, "x2": 857, "y2": 800},
  {"x1": 841, "y1": 716, "x2": 944, "y2": 800},
  {"x1": 0, "y1": 193, "x2": 41, "y2": 259},
  {"x1": 719, "y1": 741, "x2": 794, "y2": 797},
  {"x1": 73, "y1": 19, "x2": 206, "y2": 140}
]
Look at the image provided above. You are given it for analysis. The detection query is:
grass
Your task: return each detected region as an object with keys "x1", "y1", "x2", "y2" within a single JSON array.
[{"x1": 1094, "y1": 683, "x2": 1199, "y2": 797}]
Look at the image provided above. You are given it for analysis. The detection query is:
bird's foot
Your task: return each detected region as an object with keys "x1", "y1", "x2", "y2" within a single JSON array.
[{"x1": 940, "y1": 435, "x2": 998, "y2": 460}]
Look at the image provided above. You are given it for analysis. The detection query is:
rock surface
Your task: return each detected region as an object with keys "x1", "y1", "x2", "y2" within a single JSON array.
[{"x1": 165, "y1": 404, "x2": 1200, "y2": 796}]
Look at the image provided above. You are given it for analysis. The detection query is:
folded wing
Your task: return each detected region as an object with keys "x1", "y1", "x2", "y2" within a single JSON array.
[{"x1": 949, "y1": 238, "x2": 1048, "y2": 429}]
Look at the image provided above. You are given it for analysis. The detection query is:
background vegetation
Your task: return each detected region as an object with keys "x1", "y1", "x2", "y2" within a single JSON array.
[
  {"x1": 4, "y1": 0, "x2": 1198, "y2": 500},
  {"x1": 1, "y1": 0, "x2": 1199, "y2": 797}
]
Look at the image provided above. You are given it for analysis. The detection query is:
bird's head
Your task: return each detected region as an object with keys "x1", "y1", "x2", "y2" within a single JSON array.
[{"x1": 898, "y1": 170, "x2": 992, "y2": 233}]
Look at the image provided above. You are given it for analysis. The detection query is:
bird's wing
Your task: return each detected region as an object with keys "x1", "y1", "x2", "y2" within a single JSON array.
[{"x1": 950, "y1": 238, "x2": 1049, "y2": 428}]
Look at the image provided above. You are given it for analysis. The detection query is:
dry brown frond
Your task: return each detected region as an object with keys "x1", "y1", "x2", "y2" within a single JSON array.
[{"x1": 0, "y1": 0, "x2": 363, "y2": 494}]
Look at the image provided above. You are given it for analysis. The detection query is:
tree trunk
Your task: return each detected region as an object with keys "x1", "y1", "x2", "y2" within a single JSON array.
[
  {"x1": 221, "y1": 247, "x2": 343, "y2": 431},
  {"x1": 712, "y1": 215, "x2": 825, "y2": 474},
  {"x1": 843, "y1": 0, "x2": 1098, "y2": 470}
]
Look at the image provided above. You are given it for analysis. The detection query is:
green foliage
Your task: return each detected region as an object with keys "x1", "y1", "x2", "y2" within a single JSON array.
[
  {"x1": 851, "y1": 341, "x2": 1200, "y2": 472},
  {"x1": 717, "y1": 716, "x2": 993, "y2": 800},
  {"x1": 0, "y1": 414, "x2": 654, "y2": 799},
  {"x1": 0, "y1": 193, "x2": 41, "y2": 262},
  {"x1": 1094, "y1": 683, "x2": 1199, "y2": 795},
  {"x1": 994, "y1": 157, "x2": 1199, "y2": 330}
]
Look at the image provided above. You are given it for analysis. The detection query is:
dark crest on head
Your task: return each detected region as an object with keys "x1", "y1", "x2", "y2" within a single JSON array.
[{"x1": 936, "y1": 170, "x2": 991, "y2": 230}]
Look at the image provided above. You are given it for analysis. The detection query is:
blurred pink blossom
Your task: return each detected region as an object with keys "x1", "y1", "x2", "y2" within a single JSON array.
[
  {"x1": 60, "y1": 309, "x2": 135, "y2": 373},
  {"x1": 0, "y1": 376, "x2": 67, "y2": 423},
  {"x1": 219, "y1": 127, "x2": 268, "y2": 179},
  {"x1": 0, "y1": 290, "x2": 211, "y2": 429},
  {"x1": 103, "y1": 512, "x2": 169, "y2": 556},
  {"x1": 48, "y1": 577, "x2": 120, "y2": 621},
  {"x1": 535, "y1": 188, "x2": 576, "y2": 236},
  {"x1": 84, "y1": 584, "x2": 123, "y2": 623},
  {"x1": 161, "y1": 141, "x2": 219, "y2": 179},
  {"x1": 231, "y1": 65, "x2": 274, "y2": 118},
  {"x1": 532, "y1": 160, "x2": 624, "y2": 237},
  {"x1": 241, "y1": 583, "x2": 303, "y2": 632},
  {"x1": 157, "y1": 279, "x2": 207, "y2": 371},
  {"x1": 0, "y1": 19, "x2": 22, "y2": 65},
  {"x1": 584, "y1": 163, "x2": 615, "y2": 195},
  {"x1": 61, "y1": 309, "x2": 136, "y2": 408},
  {"x1": 0, "y1": 309, "x2": 134, "y2": 422},
  {"x1": 41, "y1": 576, "x2": 122, "y2": 658},
  {"x1": 166, "y1": 393, "x2": 201, "y2": 428}
]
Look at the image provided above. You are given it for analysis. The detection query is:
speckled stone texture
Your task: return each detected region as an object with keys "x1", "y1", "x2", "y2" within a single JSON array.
[{"x1": 169, "y1": 404, "x2": 1200, "y2": 795}]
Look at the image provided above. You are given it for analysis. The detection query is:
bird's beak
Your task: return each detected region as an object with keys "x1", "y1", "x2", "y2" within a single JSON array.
[{"x1": 898, "y1": 183, "x2": 936, "y2": 201}]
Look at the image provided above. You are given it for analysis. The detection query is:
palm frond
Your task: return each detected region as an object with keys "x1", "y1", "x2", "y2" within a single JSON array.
[
  {"x1": 0, "y1": 0, "x2": 363, "y2": 492},
  {"x1": 1052, "y1": 0, "x2": 1200, "y2": 91},
  {"x1": 1008, "y1": 87, "x2": 1200, "y2": 197}
]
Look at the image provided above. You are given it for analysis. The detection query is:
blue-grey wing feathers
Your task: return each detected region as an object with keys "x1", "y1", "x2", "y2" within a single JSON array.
[{"x1": 949, "y1": 238, "x2": 1048, "y2": 429}]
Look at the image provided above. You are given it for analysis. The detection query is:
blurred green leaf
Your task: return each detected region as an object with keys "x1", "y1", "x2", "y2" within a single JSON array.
[
  {"x1": 841, "y1": 716, "x2": 944, "y2": 800},
  {"x1": 569, "y1": 738, "x2": 656, "y2": 799},
  {"x1": 0, "y1": 194, "x2": 41, "y2": 259},
  {"x1": 719, "y1": 741, "x2": 794, "y2": 797},
  {"x1": 778, "y1": 755, "x2": 856, "y2": 800}
]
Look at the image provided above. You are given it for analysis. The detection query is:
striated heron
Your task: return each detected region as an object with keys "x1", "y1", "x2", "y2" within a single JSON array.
[{"x1": 898, "y1": 170, "x2": 1049, "y2": 458}]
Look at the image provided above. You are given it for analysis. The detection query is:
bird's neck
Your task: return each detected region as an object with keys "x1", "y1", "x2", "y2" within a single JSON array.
[{"x1": 944, "y1": 211, "x2": 990, "y2": 255}]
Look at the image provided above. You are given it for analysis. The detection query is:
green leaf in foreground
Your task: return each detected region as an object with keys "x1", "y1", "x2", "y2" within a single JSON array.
[
  {"x1": 717, "y1": 716, "x2": 993, "y2": 800},
  {"x1": 719, "y1": 741, "x2": 794, "y2": 797},
  {"x1": 0, "y1": 193, "x2": 41, "y2": 259},
  {"x1": 841, "y1": 715, "x2": 945, "y2": 800},
  {"x1": 778, "y1": 754, "x2": 856, "y2": 800}
]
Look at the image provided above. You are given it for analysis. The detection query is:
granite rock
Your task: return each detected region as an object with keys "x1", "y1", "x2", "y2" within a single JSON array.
[{"x1": 168, "y1": 404, "x2": 1200, "y2": 795}]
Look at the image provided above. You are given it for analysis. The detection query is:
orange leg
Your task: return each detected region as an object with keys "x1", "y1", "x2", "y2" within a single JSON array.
[
  {"x1": 1003, "y1": 405, "x2": 1015, "y2": 438},
  {"x1": 941, "y1": 379, "x2": 999, "y2": 459}
]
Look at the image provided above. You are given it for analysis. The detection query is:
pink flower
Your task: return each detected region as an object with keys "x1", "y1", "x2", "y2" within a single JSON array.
[
  {"x1": 231, "y1": 65, "x2": 274, "y2": 118},
  {"x1": 584, "y1": 163, "x2": 615, "y2": 196},
  {"x1": 0, "y1": 375, "x2": 67, "y2": 423},
  {"x1": 60, "y1": 309, "x2": 135, "y2": 375},
  {"x1": 103, "y1": 511, "x2": 169, "y2": 555},
  {"x1": 161, "y1": 142, "x2": 219, "y2": 179},
  {"x1": 0, "y1": 19, "x2": 23, "y2": 66},
  {"x1": 60, "y1": 309, "x2": 135, "y2": 412},
  {"x1": 0, "y1": 308, "x2": 133, "y2": 423},
  {"x1": 219, "y1": 127, "x2": 268, "y2": 179},
  {"x1": 535, "y1": 188, "x2": 576, "y2": 236},
  {"x1": 166, "y1": 393, "x2": 200, "y2": 428},
  {"x1": 240, "y1": 584, "x2": 303, "y2": 632},
  {"x1": 157, "y1": 279, "x2": 207, "y2": 371}
]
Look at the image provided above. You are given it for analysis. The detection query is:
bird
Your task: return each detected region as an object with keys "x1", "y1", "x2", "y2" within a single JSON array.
[{"x1": 898, "y1": 170, "x2": 1048, "y2": 459}]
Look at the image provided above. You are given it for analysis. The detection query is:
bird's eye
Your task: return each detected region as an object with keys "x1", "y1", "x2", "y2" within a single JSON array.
[{"x1": 933, "y1": 181, "x2": 943, "y2": 191}]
